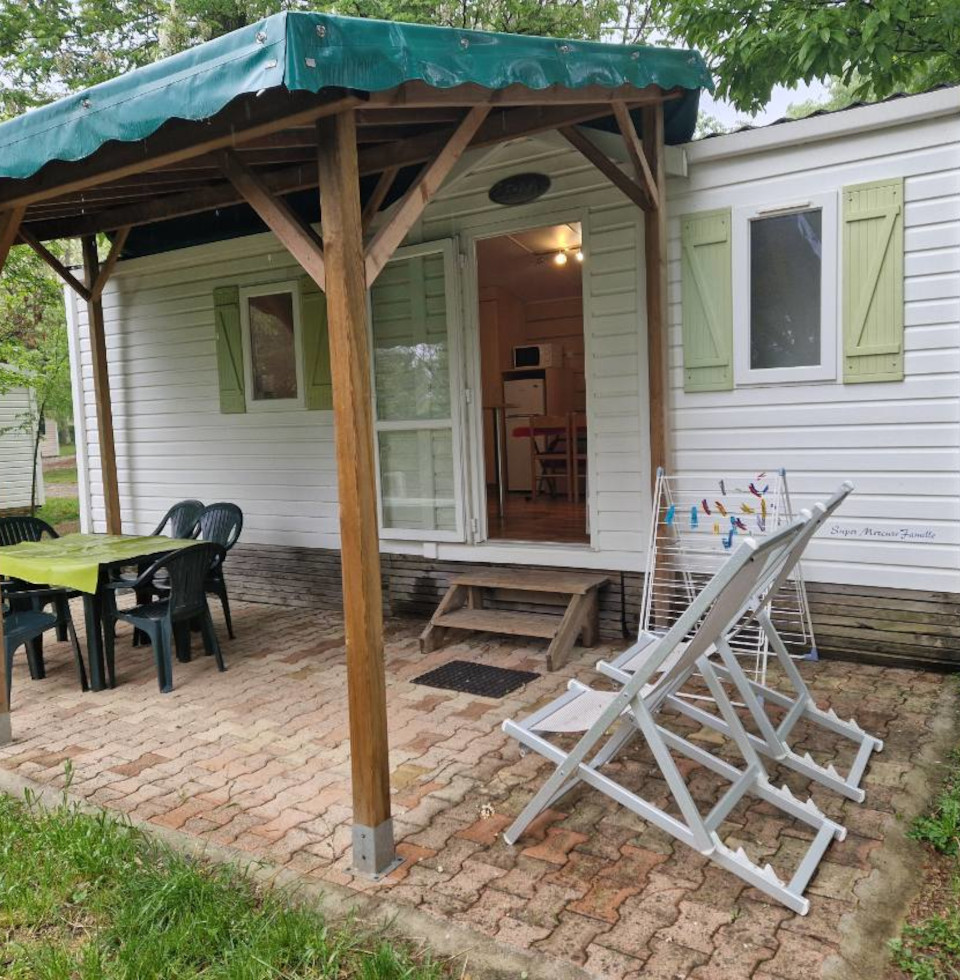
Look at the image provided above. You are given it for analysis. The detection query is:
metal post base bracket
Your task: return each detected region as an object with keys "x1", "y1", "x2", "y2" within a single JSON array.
[{"x1": 352, "y1": 819, "x2": 402, "y2": 879}]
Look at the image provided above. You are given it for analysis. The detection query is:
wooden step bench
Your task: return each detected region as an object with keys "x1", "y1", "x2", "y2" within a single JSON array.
[{"x1": 419, "y1": 569, "x2": 611, "y2": 669}]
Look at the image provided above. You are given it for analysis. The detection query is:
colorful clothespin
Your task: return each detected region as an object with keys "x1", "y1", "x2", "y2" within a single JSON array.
[
  {"x1": 733, "y1": 517, "x2": 748, "y2": 531},
  {"x1": 741, "y1": 502, "x2": 754, "y2": 514},
  {"x1": 712, "y1": 521, "x2": 720, "y2": 534},
  {"x1": 723, "y1": 527, "x2": 736, "y2": 550},
  {"x1": 665, "y1": 504, "x2": 675, "y2": 526},
  {"x1": 714, "y1": 500, "x2": 728, "y2": 516},
  {"x1": 719, "y1": 479, "x2": 726, "y2": 495},
  {"x1": 690, "y1": 506, "x2": 698, "y2": 528},
  {"x1": 701, "y1": 499, "x2": 711, "y2": 515}
]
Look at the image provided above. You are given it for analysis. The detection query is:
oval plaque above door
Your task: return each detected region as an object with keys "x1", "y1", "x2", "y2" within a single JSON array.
[{"x1": 488, "y1": 172, "x2": 551, "y2": 207}]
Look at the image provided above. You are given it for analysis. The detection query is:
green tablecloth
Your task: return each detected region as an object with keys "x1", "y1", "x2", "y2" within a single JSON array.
[{"x1": 0, "y1": 533, "x2": 197, "y2": 595}]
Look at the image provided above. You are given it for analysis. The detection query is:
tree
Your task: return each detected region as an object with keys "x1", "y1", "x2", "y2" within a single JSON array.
[
  {"x1": 0, "y1": 0, "x2": 645, "y2": 117},
  {"x1": 0, "y1": 244, "x2": 73, "y2": 515},
  {"x1": 657, "y1": 0, "x2": 960, "y2": 114}
]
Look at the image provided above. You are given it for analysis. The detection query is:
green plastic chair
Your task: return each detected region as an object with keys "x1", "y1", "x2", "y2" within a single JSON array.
[
  {"x1": 103, "y1": 543, "x2": 226, "y2": 693},
  {"x1": 2, "y1": 585, "x2": 88, "y2": 694},
  {"x1": 196, "y1": 503, "x2": 243, "y2": 640}
]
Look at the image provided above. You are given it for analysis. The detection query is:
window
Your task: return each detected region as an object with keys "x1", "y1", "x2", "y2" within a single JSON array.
[
  {"x1": 733, "y1": 194, "x2": 837, "y2": 384},
  {"x1": 240, "y1": 283, "x2": 303, "y2": 409}
]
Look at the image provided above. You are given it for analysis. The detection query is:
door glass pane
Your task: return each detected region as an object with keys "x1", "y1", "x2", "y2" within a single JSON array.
[
  {"x1": 248, "y1": 292, "x2": 297, "y2": 400},
  {"x1": 750, "y1": 209, "x2": 822, "y2": 370},
  {"x1": 378, "y1": 429, "x2": 456, "y2": 531},
  {"x1": 371, "y1": 254, "x2": 450, "y2": 421}
]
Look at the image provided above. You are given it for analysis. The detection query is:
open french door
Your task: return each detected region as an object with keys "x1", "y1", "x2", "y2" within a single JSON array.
[{"x1": 369, "y1": 239, "x2": 466, "y2": 541}]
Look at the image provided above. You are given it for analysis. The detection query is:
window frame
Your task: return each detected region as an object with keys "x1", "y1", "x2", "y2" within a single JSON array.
[
  {"x1": 732, "y1": 193, "x2": 839, "y2": 385},
  {"x1": 239, "y1": 280, "x2": 305, "y2": 412}
]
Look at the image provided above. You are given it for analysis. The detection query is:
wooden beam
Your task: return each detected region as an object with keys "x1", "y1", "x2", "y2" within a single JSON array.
[
  {"x1": 560, "y1": 125, "x2": 652, "y2": 211},
  {"x1": 0, "y1": 206, "x2": 25, "y2": 270},
  {"x1": 316, "y1": 108, "x2": 395, "y2": 875},
  {"x1": 90, "y1": 226, "x2": 131, "y2": 302},
  {"x1": 18, "y1": 228, "x2": 91, "y2": 301},
  {"x1": 612, "y1": 102, "x2": 659, "y2": 211},
  {"x1": 365, "y1": 105, "x2": 490, "y2": 285},
  {"x1": 25, "y1": 102, "x2": 629, "y2": 240},
  {"x1": 642, "y1": 103, "x2": 670, "y2": 485},
  {"x1": 218, "y1": 149, "x2": 325, "y2": 290},
  {"x1": 366, "y1": 80, "x2": 676, "y2": 107},
  {"x1": 0, "y1": 91, "x2": 362, "y2": 212},
  {"x1": 361, "y1": 167, "x2": 399, "y2": 232},
  {"x1": 82, "y1": 236, "x2": 122, "y2": 535}
]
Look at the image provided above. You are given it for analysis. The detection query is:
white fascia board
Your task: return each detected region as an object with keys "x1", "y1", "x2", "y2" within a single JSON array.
[{"x1": 686, "y1": 86, "x2": 960, "y2": 164}]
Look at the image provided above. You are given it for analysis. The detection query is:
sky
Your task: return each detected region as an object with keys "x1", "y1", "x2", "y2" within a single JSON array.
[{"x1": 701, "y1": 79, "x2": 830, "y2": 128}]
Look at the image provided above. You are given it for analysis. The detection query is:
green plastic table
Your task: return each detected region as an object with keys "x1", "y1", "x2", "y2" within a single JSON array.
[{"x1": 0, "y1": 533, "x2": 197, "y2": 691}]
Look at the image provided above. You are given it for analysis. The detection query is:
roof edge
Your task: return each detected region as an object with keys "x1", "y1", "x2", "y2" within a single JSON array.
[{"x1": 685, "y1": 85, "x2": 960, "y2": 163}]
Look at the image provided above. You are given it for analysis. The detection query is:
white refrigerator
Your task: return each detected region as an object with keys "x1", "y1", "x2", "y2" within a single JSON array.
[{"x1": 503, "y1": 376, "x2": 545, "y2": 493}]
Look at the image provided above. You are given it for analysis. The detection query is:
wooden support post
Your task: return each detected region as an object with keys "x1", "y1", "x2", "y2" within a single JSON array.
[
  {"x1": 0, "y1": 206, "x2": 25, "y2": 270},
  {"x1": 0, "y1": 216, "x2": 21, "y2": 744},
  {"x1": 642, "y1": 102, "x2": 669, "y2": 486},
  {"x1": 81, "y1": 236, "x2": 122, "y2": 535},
  {"x1": 316, "y1": 109, "x2": 396, "y2": 877},
  {"x1": 612, "y1": 103, "x2": 659, "y2": 211}
]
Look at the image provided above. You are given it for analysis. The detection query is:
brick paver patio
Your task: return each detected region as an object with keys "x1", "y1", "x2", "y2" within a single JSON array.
[{"x1": 0, "y1": 600, "x2": 953, "y2": 979}]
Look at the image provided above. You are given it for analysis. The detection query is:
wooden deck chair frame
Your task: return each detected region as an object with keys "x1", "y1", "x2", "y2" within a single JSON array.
[
  {"x1": 502, "y1": 522, "x2": 844, "y2": 915},
  {"x1": 598, "y1": 482, "x2": 883, "y2": 803}
]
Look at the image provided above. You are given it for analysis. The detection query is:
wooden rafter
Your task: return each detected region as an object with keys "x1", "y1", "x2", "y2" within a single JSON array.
[
  {"x1": 560, "y1": 125, "x2": 653, "y2": 211},
  {"x1": 90, "y1": 226, "x2": 132, "y2": 302},
  {"x1": 361, "y1": 167, "x2": 399, "y2": 232},
  {"x1": 612, "y1": 102, "x2": 659, "y2": 210},
  {"x1": 364, "y1": 105, "x2": 490, "y2": 285},
  {"x1": 17, "y1": 228, "x2": 91, "y2": 300},
  {"x1": 218, "y1": 149, "x2": 325, "y2": 289},
  {"x1": 23, "y1": 101, "x2": 651, "y2": 241}
]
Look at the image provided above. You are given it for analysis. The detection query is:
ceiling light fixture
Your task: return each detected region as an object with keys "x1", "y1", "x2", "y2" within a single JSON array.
[
  {"x1": 553, "y1": 251, "x2": 568, "y2": 266},
  {"x1": 575, "y1": 249, "x2": 584, "y2": 263}
]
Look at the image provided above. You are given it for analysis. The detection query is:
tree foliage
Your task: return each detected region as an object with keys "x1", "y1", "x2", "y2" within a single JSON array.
[
  {"x1": 0, "y1": 0, "x2": 665, "y2": 117},
  {"x1": 658, "y1": 0, "x2": 960, "y2": 114}
]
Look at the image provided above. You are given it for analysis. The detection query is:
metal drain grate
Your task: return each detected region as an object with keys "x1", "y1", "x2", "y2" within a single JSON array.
[{"x1": 412, "y1": 660, "x2": 540, "y2": 698}]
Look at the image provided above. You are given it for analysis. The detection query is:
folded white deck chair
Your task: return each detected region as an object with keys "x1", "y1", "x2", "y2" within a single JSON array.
[
  {"x1": 502, "y1": 521, "x2": 845, "y2": 915},
  {"x1": 598, "y1": 483, "x2": 883, "y2": 803}
]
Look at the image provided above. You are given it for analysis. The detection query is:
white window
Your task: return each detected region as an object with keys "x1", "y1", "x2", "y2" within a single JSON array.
[
  {"x1": 733, "y1": 194, "x2": 837, "y2": 384},
  {"x1": 239, "y1": 282, "x2": 304, "y2": 410}
]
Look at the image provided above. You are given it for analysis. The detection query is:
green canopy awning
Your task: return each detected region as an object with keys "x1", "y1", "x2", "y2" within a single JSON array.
[{"x1": 0, "y1": 12, "x2": 711, "y2": 181}]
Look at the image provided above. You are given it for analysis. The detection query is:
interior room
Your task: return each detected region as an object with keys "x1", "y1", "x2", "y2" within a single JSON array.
[{"x1": 476, "y1": 222, "x2": 589, "y2": 543}]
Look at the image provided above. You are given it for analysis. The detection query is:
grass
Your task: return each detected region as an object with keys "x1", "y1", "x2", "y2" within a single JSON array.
[
  {"x1": 889, "y1": 742, "x2": 960, "y2": 979},
  {"x1": 43, "y1": 465, "x2": 77, "y2": 486},
  {"x1": 35, "y1": 496, "x2": 81, "y2": 533},
  {"x1": 59, "y1": 442, "x2": 76, "y2": 457},
  {"x1": 0, "y1": 789, "x2": 451, "y2": 980}
]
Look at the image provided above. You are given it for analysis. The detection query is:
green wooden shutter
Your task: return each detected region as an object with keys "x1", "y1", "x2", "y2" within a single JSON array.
[
  {"x1": 842, "y1": 178, "x2": 904, "y2": 383},
  {"x1": 214, "y1": 285, "x2": 245, "y2": 413},
  {"x1": 299, "y1": 275, "x2": 333, "y2": 410},
  {"x1": 680, "y1": 209, "x2": 733, "y2": 392}
]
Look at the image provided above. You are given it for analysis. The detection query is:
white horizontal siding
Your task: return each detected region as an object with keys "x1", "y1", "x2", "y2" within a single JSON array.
[
  {"x1": 667, "y1": 112, "x2": 960, "y2": 591},
  {"x1": 0, "y1": 387, "x2": 43, "y2": 510},
  {"x1": 73, "y1": 136, "x2": 650, "y2": 569}
]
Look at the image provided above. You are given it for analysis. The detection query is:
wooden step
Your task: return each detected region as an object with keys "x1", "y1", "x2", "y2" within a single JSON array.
[
  {"x1": 433, "y1": 607, "x2": 560, "y2": 640},
  {"x1": 451, "y1": 569, "x2": 610, "y2": 595}
]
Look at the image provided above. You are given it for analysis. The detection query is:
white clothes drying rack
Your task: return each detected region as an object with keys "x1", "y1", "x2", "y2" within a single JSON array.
[{"x1": 640, "y1": 468, "x2": 817, "y2": 690}]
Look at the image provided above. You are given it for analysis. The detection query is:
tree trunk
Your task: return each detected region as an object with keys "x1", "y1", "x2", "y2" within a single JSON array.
[{"x1": 30, "y1": 404, "x2": 44, "y2": 517}]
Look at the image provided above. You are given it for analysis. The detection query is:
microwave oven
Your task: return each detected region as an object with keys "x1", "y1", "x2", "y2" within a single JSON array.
[{"x1": 513, "y1": 343, "x2": 558, "y2": 369}]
